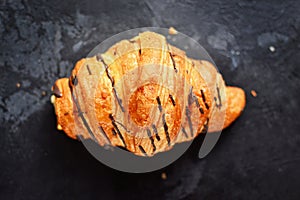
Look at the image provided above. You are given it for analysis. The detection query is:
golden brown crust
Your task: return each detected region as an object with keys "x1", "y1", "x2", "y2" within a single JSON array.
[
  {"x1": 52, "y1": 31, "x2": 246, "y2": 156},
  {"x1": 223, "y1": 86, "x2": 246, "y2": 129},
  {"x1": 51, "y1": 78, "x2": 76, "y2": 139}
]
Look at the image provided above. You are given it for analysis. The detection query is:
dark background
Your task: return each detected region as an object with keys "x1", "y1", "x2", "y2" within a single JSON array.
[{"x1": 1, "y1": 0, "x2": 300, "y2": 199}]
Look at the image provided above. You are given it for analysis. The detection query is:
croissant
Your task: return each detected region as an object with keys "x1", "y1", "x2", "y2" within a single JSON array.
[{"x1": 51, "y1": 31, "x2": 245, "y2": 156}]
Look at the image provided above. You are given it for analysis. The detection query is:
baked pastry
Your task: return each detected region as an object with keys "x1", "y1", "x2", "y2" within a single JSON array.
[{"x1": 51, "y1": 31, "x2": 246, "y2": 156}]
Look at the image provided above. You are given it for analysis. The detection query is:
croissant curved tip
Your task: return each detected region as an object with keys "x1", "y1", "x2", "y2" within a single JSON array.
[
  {"x1": 223, "y1": 86, "x2": 246, "y2": 129},
  {"x1": 51, "y1": 78, "x2": 77, "y2": 140}
]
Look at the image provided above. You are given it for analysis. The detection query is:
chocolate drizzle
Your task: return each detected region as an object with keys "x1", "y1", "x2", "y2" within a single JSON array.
[
  {"x1": 199, "y1": 107, "x2": 204, "y2": 114},
  {"x1": 71, "y1": 75, "x2": 78, "y2": 86},
  {"x1": 185, "y1": 106, "x2": 194, "y2": 137},
  {"x1": 162, "y1": 113, "x2": 171, "y2": 146},
  {"x1": 181, "y1": 126, "x2": 188, "y2": 138},
  {"x1": 188, "y1": 87, "x2": 195, "y2": 106},
  {"x1": 138, "y1": 145, "x2": 147, "y2": 156},
  {"x1": 168, "y1": 45, "x2": 178, "y2": 73},
  {"x1": 147, "y1": 128, "x2": 156, "y2": 152},
  {"x1": 200, "y1": 118, "x2": 210, "y2": 134},
  {"x1": 200, "y1": 89, "x2": 206, "y2": 102},
  {"x1": 99, "y1": 126, "x2": 112, "y2": 144},
  {"x1": 152, "y1": 124, "x2": 160, "y2": 141},
  {"x1": 115, "y1": 120, "x2": 130, "y2": 132},
  {"x1": 169, "y1": 52, "x2": 178, "y2": 73},
  {"x1": 70, "y1": 90, "x2": 97, "y2": 142},
  {"x1": 205, "y1": 102, "x2": 210, "y2": 110},
  {"x1": 113, "y1": 88, "x2": 125, "y2": 112},
  {"x1": 194, "y1": 96, "x2": 204, "y2": 114},
  {"x1": 98, "y1": 55, "x2": 125, "y2": 112},
  {"x1": 109, "y1": 114, "x2": 126, "y2": 147},
  {"x1": 156, "y1": 96, "x2": 162, "y2": 112},
  {"x1": 111, "y1": 128, "x2": 117, "y2": 136},
  {"x1": 86, "y1": 64, "x2": 92, "y2": 75},
  {"x1": 215, "y1": 85, "x2": 222, "y2": 109},
  {"x1": 169, "y1": 94, "x2": 176, "y2": 106},
  {"x1": 189, "y1": 87, "x2": 204, "y2": 114}
]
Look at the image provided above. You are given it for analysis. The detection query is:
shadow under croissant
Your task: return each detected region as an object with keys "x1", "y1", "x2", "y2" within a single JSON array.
[{"x1": 77, "y1": 130, "x2": 221, "y2": 173}]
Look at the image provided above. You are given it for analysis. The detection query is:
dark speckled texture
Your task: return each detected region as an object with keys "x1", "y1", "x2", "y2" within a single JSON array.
[{"x1": 1, "y1": 0, "x2": 300, "y2": 199}]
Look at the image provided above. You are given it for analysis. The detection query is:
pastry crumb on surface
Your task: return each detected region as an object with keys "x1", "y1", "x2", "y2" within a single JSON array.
[
  {"x1": 251, "y1": 90, "x2": 257, "y2": 97},
  {"x1": 269, "y1": 46, "x2": 275, "y2": 52},
  {"x1": 16, "y1": 83, "x2": 21, "y2": 88},
  {"x1": 168, "y1": 27, "x2": 178, "y2": 35},
  {"x1": 42, "y1": 91, "x2": 47, "y2": 96},
  {"x1": 161, "y1": 172, "x2": 167, "y2": 180}
]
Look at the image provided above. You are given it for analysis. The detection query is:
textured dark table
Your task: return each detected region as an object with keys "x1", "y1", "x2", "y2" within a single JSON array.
[{"x1": 1, "y1": 0, "x2": 300, "y2": 199}]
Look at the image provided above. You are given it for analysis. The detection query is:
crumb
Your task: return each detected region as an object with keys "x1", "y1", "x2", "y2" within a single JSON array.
[
  {"x1": 269, "y1": 46, "x2": 275, "y2": 52},
  {"x1": 161, "y1": 172, "x2": 167, "y2": 180},
  {"x1": 42, "y1": 91, "x2": 47, "y2": 96},
  {"x1": 16, "y1": 83, "x2": 21, "y2": 88},
  {"x1": 50, "y1": 95, "x2": 56, "y2": 104},
  {"x1": 168, "y1": 27, "x2": 178, "y2": 35},
  {"x1": 251, "y1": 90, "x2": 257, "y2": 97}
]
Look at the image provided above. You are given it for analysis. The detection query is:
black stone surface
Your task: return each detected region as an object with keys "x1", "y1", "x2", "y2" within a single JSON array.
[{"x1": 1, "y1": 0, "x2": 300, "y2": 199}]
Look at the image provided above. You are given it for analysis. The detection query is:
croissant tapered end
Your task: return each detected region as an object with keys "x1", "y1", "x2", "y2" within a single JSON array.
[
  {"x1": 51, "y1": 78, "x2": 77, "y2": 139},
  {"x1": 223, "y1": 86, "x2": 246, "y2": 129}
]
